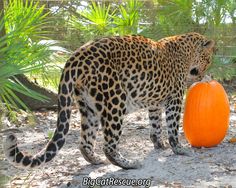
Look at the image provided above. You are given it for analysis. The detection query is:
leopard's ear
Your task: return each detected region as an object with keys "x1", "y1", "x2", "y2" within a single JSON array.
[{"x1": 203, "y1": 40, "x2": 215, "y2": 51}]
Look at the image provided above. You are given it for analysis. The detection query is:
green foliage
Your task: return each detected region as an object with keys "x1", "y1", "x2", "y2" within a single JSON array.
[
  {"x1": 28, "y1": 40, "x2": 69, "y2": 91},
  {"x1": 4, "y1": 0, "x2": 48, "y2": 40},
  {"x1": 158, "y1": 0, "x2": 194, "y2": 35},
  {"x1": 70, "y1": 1, "x2": 113, "y2": 40},
  {"x1": 195, "y1": 0, "x2": 236, "y2": 26},
  {"x1": 112, "y1": 0, "x2": 143, "y2": 35},
  {"x1": 47, "y1": 130, "x2": 54, "y2": 139},
  {"x1": 70, "y1": 0, "x2": 143, "y2": 39},
  {"x1": 71, "y1": 2, "x2": 111, "y2": 36},
  {"x1": 208, "y1": 57, "x2": 236, "y2": 81},
  {"x1": 0, "y1": 173, "x2": 10, "y2": 188},
  {"x1": 0, "y1": 0, "x2": 66, "y2": 111}
]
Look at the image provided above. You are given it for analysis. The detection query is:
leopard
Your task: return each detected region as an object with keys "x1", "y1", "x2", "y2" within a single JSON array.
[{"x1": 3, "y1": 32, "x2": 215, "y2": 169}]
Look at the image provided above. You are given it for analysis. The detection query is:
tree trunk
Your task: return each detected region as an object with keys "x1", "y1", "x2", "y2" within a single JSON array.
[
  {"x1": 15, "y1": 75, "x2": 58, "y2": 110},
  {"x1": 0, "y1": 1, "x2": 6, "y2": 43}
]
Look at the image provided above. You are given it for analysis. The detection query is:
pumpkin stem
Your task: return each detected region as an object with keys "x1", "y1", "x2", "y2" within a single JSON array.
[{"x1": 201, "y1": 75, "x2": 212, "y2": 83}]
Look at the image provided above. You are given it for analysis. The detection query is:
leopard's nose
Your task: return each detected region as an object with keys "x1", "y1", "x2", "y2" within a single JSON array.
[{"x1": 190, "y1": 68, "x2": 199, "y2": 76}]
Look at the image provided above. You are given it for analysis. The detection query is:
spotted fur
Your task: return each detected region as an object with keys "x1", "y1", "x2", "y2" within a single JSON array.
[{"x1": 3, "y1": 32, "x2": 215, "y2": 169}]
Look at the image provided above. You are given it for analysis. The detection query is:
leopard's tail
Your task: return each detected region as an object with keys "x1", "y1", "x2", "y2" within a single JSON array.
[{"x1": 3, "y1": 60, "x2": 76, "y2": 168}]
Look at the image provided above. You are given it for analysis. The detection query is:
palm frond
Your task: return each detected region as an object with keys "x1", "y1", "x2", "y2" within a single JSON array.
[
  {"x1": 70, "y1": 1, "x2": 114, "y2": 38},
  {"x1": 112, "y1": 0, "x2": 143, "y2": 35},
  {"x1": 0, "y1": 0, "x2": 62, "y2": 111}
]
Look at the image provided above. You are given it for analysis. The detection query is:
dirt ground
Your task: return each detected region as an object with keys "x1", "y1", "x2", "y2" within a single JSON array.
[{"x1": 0, "y1": 102, "x2": 236, "y2": 188}]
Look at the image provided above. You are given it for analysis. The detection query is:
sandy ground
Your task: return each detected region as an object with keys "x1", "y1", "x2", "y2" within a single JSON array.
[{"x1": 0, "y1": 106, "x2": 236, "y2": 188}]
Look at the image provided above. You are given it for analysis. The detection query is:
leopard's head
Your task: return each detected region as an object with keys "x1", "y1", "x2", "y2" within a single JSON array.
[{"x1": 187, "y1": 34, "x2": 215, "y2": 85}]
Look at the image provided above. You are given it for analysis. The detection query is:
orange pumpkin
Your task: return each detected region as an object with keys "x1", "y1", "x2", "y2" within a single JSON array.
[{"x1": 183, "y1": 80, "x2": 230, "y2": 147}]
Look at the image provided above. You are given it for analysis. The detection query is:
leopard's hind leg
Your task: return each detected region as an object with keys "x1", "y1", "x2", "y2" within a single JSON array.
[
  {"x1": 101, "y1": 78, "x2": 142, "y2": 169},
  {"x1": 74, "y1": 88, "x2": 105, "y2": 165},
  {"x1": 101, "y1": 112, "x2": 141, "y2": 169}
]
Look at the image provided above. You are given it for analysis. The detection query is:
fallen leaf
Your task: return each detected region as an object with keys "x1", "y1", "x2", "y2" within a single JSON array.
[{"x1": 229, "y1": 137, "x2": 236, "y2": 143}]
